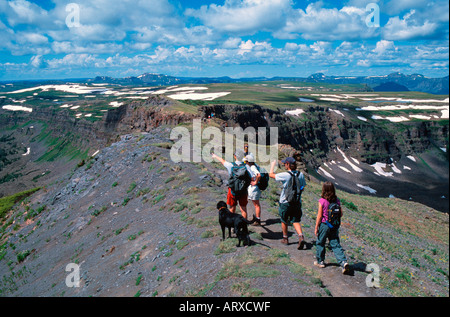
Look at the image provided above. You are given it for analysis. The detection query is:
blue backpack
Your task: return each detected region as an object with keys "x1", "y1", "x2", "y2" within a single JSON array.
[
  {"x1": 325, "y1": 201, "x2": 341, "y2": 229},
  {"x1": 255, "y1": 164, "x2": 269, "y2": 191}
]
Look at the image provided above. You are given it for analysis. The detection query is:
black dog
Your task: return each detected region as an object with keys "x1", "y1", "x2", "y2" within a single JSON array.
[{"x1": 217, "y1": 201, "x2": 256, "y2": 247}]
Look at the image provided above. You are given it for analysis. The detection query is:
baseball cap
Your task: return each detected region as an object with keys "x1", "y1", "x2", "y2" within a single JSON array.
[
  {"x1": 281, "y1": 157, "x2": 296, "y2": 164},
  {"x1": 243, "y1": 154, "x2": 255, "y2": 162}
]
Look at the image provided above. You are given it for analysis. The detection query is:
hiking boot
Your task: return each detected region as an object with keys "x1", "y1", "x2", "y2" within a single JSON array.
[
  {"x1": 297, "y1": 235, "x2": 305, "y2": 250},
  {"x1": 341, "y1": 262, "x2": 350, "y2": 274},
  {"x1": 253, "y1": 218, "x2": 261, "y2": 226},
  {"x1": 314, "y1": 261, "x2": 325, "y2": 268},
  {"x1": 281, "y1": 237, "x2": 289, "y2": 245}
]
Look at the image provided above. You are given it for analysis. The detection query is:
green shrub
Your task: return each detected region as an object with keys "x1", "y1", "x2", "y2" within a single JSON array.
[
  {"x1": 0, "y1": 188, "x2": 41, "y2": 219},
  {"x1": 17, "y1": 250, "x2": 31, "y2": 263},
  {"x1": 340, "y1": 198, "x2": 358, "y2": 212}
]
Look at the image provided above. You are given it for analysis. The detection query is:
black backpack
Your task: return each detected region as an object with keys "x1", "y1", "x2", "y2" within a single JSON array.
[
  {"x1": 255, "y1": 164, "x2": 269, "y2": 191},
  {"x1": 284, "y1": 171, "x2": 303, "y2": 204},
  {"x1": 228, "y1": 163, "x2": 251, "y2": 196},
  {"x1": 326, "y1": 201, "x2": 341, "y2": 229}
]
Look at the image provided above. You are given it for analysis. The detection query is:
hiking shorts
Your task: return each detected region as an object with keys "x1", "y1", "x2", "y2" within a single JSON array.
[
  {"x1": 279, "y1": 202, "x2": 302, "y2": 225},
  {"x1": 247, "y1": 185, "x2": 261, "y2": 201},
  {"x1": 227, "y1": 187, "x2": 248, "y2": 207}
]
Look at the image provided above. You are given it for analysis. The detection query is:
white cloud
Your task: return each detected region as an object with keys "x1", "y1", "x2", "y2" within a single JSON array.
[
  {"x1": 46, "y1": 53, "x2": 100, "y2": 69},
  {"x1": 51, "y1": 41, "x2": 123, "y2": 54},
  {"x1": 17, "y1": 32, "x2": 48, "y2": 45},
  {"x1": 6, "y1": 0, "x2": 50, "y2": 26},
  {"x1": 276, "y1": 3, "x2": 378, "y2": 41},
  {"x1": 222, "y1": 37, "x2": 242, "y2": 49},
  {"x1": 383, "y1": 10, "x2": 439, "y2": 40},
  {"x1": 187, "y1": 0, "x2": 292, "y2": 35},
  {"x1": 357, "y1": 59, "x2": 371, "y2": 67},
  {"x1": 372, "y1": 40, "x2": 396, "y2": 55},
  {"x1": 30, "y1": 55, "x2": 47, "y2": 68},
  {"x1": 384, "y1": 0, "x2": 428, "y2": 15}
]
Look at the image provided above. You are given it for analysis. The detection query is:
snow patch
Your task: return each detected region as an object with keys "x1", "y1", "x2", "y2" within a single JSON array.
[
  {"x1": 357, "y1": 184, "x2": 377, "y2": 194},
  {"x1": 320, "y1": 97, "x2": 343, "y2": 102},
  {"x1": 337, "y1": 147, "x2": 363, "y2": 172},
  {"x1": 338, "y1": 166, "x2": 352, "y2": 174},
  {"x1": 385, "y1": 116, "x2": 409, "y2": 122},
  {"x1": 109, "y1": 101, "x2": 123, "y2": 107},
  {"x1": 371, "y1": 162, "x2": 393, "y2": 177},
  {"x1": 168, "y1": 92, "x2": 231, "y2": 101},
  {"x1": 391, "y1": 163, "x2": 402, "y2": 174},
  {"x1": 2, "y1": 105, "x2": 33, "y2": 112},
  {"x1": 329, "y1": 109, "x2": 345, "y2": 117},
  {"x1": 409, "y1": 115, "x2": 431, "y2": 120},
  {"x1": 5, "y1": 84, "x2": 108, "y2": 95},
  {"x1": 285, "y1": 109, "x2": 305, "y2": 116},
  {"x1": 318, "y1": 167, "x2": 335, "y2": 179}
]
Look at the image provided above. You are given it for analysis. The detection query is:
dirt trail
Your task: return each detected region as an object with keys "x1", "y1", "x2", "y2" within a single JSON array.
[
  {"x1": 249, "y1": 208, "x2": 392, "y2": 297},
  {"x1": 208, "y1": 163, "x2": 391, "y2": 297}
]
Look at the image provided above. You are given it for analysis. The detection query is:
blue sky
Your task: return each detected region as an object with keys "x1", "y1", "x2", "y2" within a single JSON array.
[{"x1": 0, "y1": 0, "x2": 448, "y2": 80}]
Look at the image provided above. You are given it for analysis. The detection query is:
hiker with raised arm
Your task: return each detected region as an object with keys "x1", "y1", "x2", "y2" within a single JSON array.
[
  {"x1": 243, "y1": 154, "x2": 268, "y2": 226},
  {"x1": 212, "y1": 150, "x2": 251, "y2": 219},
  {"x1": 314, "y1": 181, "x2": 349, "y2": 274},
  {"x1": 269, "y1": 157, "x2": 306, "y2": 249}
]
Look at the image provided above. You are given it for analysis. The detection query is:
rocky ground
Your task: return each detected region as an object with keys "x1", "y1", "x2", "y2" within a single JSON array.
[{"x1": 0, "y1": 128, "x2": 448, "y2": 297}]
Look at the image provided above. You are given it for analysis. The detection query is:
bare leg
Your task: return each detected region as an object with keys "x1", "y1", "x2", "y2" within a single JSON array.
[
  {"x1": 281, "y1": 222, "x2": 289, "y2": 238},
  {"x1": 240, "y1": 205, "x2": 248, "y2": 220},
  {"x1": 252, "y1": 200, "x2": 261, "y2": 219},
  {"x1": 293, "y1": 222, "x2": 304, "y2": 236},
  {"x1": 281, "y1": 222, "x2": 303, "y2": 238}
]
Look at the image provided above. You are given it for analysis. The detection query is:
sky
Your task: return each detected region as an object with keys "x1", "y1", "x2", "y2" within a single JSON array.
[{"x1": 0, "y1": 0, "x2": 449, "y2": 80}]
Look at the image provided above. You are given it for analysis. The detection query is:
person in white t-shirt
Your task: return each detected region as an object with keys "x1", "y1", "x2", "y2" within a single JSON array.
[
  {"x1": 244, "y1": 154, "x2": 262, "y2": 226},
  {"x1": 269, "y1": 157, "x2": 306, "y2": 249}
]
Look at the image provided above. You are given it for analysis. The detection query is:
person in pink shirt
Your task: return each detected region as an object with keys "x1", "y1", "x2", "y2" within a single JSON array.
[{"x1": 314, "y1": 181, "x2": 349, "y2": 274}]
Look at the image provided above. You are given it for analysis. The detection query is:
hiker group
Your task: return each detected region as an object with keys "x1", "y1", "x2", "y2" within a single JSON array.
[{"x1": 212, "y1": 145, "x2": 349, "y2": 274}]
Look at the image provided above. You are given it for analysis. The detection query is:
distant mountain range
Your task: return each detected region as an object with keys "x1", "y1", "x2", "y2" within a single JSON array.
[
  {"x1": 86, "y1": 72, "x2": 449, "y2": 95},
  {"x1": 300, "y1": 72, "x2": 448, "y2": 95},
  {"x1": 1, "y1": 72, "x2": 447, "y2": 95},
  {"x1": 373, "y1": 82, "x2": 410, "y2": 92}
]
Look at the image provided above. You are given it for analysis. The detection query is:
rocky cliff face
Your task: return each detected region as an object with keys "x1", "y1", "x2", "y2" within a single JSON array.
[
  {"x1": 106, "y1": 98, "x2": 196, "y2": 136},
  {"x1": 199, "y1": 104, "x2": 449, "y2": 168}
]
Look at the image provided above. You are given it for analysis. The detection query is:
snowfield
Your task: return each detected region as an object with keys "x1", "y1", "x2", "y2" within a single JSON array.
[
  {"x1": 5, "y1": 84, "x2": 108, "y2": 95},
  {"x1": 2, "y1": 105, "x2": 33, "y2": 112},
  {"x1": 285, "y1": 109, "x2": 305, "y2": 116}
]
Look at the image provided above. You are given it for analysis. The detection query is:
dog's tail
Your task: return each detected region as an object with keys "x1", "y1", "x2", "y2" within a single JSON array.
[{"x1": 244, "y1": 215, "x2": 257, "y2": 225}]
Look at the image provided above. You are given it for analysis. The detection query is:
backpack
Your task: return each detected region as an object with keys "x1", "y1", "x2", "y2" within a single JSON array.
[
  {"x1": 255, "y1": 164, "x2": 269, "y2": 191},
  {"x1": 228, "y1": 162, "x2": 251, "y2": 196},
  {"x1": 284, "y1": 171, "x2": 303, "y2": 204},
  {"x1": 325, "y1": 201, "x2": 341, "y2": 229}
]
